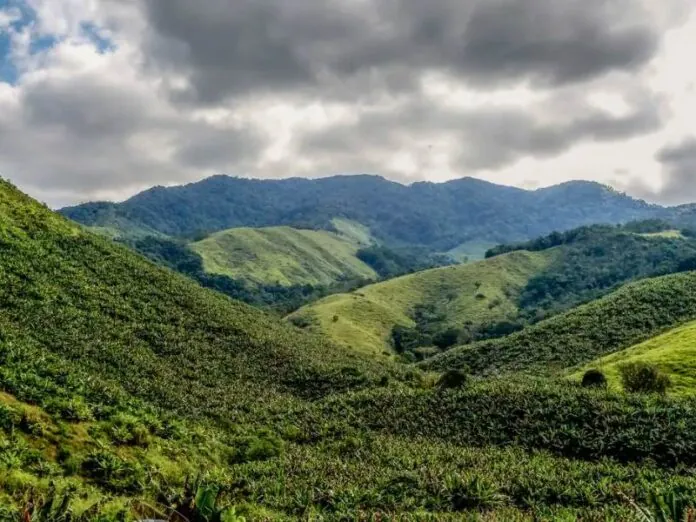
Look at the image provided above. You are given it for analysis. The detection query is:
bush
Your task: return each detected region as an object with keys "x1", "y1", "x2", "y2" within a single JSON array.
[
  {"x1": 619, "y1": 362, "x2": 671, "y2": 394},
  {"x1": 437, "y1": 370, "x2": 468, "y2": 390},
  {"x1": 581, "y1": 369, "x2": 607, "y2": 389}
]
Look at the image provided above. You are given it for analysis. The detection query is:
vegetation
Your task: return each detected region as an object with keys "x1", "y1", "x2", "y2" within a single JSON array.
[
  {"x1": 61, "y1": 175, "x2": 672, "y2": 250},
  {"x1": 619, "y1": 362, "x2": 672, "y2": 394},
  {"x1": 130, "y1": 235, "x2": 371, "y2": 314},
  {"x1": 581, "y1": 369, "x2": 607, "y2": 389},
  {"x1": 10, "y1": 178, "x2": 696, "y2": 519},
  {"x1": 288, "y1": 250, "x2": 554, "y2": 356},
  {"x1": 191, "y1": 226, "x2": 378, "y2": 287},
  {"x1": 487, "y1": 222, "x2": 696, "y2": 321},
  {"x1": 572, "y1": 319, "x2": 696, "y2": 395},
  {"x1": 423, "y1": 270, "x2": 696, "y2": 375}
]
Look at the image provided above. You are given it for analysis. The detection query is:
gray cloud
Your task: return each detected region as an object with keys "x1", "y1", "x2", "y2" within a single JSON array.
[
  {"x1": 297, "y1": 89, "x2": 663, "y2": 179},
  {"x1": 142, "y1": 0, "x2": 664, "y2": 104},
  {"x1": 0, "y1": 68, "x2": 262, "y2": 203},
  {"x1": 652, "y1": 138, "x2": 696, "y2": 204}
]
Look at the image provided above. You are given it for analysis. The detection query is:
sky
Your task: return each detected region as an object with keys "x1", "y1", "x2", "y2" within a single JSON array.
[{"x1": 0, "y1": 0, "x2": 695, "y2": 208}]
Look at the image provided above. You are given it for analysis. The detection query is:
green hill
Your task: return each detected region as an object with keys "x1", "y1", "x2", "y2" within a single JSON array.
[
  {"x1": 423, "y1": 270, "x2": 696, "y2": 376},
  {"x1": 191, "y1": 225, "x2": 378, "y2": 287},
  {"x1": 61, "y1": 175, "x2": 668, "y2": 251},
  {"x1": 9, "y1": 179, "x2": 696, "y2": 519},
  {"x1": 288, "y1": 250, "x2": 557, "y2": 357},
  {"x1": 572, "y1": 320, "x2": 696, "y2": 395}
]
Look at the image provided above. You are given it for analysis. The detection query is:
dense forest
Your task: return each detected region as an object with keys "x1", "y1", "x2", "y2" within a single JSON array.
[{"x1": 61, "y1": 175, "x2": 675, "y2": 250}]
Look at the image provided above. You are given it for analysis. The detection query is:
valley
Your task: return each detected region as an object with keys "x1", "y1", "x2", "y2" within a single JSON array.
[{"x1": 4, "y1": 176, "x2": 696, "y2": 520}]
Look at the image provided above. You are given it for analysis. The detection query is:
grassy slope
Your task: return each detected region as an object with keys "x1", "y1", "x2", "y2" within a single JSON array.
[
  {"x1": 289, "y1": 250, "x2": 556, "y2": 356},
  {"x1": 191, "y1": 225, "x2": 378, "y2": 287},
  {"x1": 424, "y1": 270, "x2": 696, "y2": 375},
  {"x1": 0, "y1": 179, "x2": 394, "y2": 417},
  {"x1": 446, "y1": 240, "x2": 499, "y2": 262},
  {"x1": 572, "y1": 320, "x2": 696, "y2": 395}
]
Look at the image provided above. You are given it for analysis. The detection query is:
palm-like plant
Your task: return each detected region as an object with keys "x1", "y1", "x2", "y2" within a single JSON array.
[{"x1": 632, "y1": 491, "x2": 696, "y2": 522}]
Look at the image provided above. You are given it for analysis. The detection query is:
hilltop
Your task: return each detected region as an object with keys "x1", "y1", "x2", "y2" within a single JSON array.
[
  {"x1": 61, "y1": 175, "x2": 668, "y2": 250},
  {"x1": 190, "y1": 224, "x2": 377, "y2": 287}
]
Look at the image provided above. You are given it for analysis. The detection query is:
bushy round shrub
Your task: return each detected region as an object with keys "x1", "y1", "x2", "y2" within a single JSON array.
[
  {"x1": 437, "y1": 369, "x2": 468, "y2": 390},
  {"x1": 619, "y1": 362, "x2": 671, "y2": 394},
  {"x1": 581, "y1": 369, "x2": 607, "y2": 389}
]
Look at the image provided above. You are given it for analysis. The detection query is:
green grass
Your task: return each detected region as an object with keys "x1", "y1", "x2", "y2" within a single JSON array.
[
  {"x1": 572, "y1": 320, "x2": 696, "y2": 395},
  {"x1": 191, "y1": 225, "x2": 378, "y2": 287},
  {"x1": 424, "y1": 270, "x2": 696, "y2": 376},
  {"x1": 446, "y1": 240, "x2": 499, "y2": 262},
  {"x1": 289, "y1": 250, "x2": 556, "y2": 356},
  {"x1": 638, "y1": 229, "x2": 685, "y2": 239},
  {"x1": 330, "y1": 217, "x2": 374, "y2": 246}
]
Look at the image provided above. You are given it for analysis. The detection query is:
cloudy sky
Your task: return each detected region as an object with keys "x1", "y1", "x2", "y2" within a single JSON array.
[{"x1": 0, "y1": 0, "x2": 695, "y2": 208}]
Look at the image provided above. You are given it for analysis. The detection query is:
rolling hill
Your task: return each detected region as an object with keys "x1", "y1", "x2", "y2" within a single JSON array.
[
  {"x1": 288, "y1": 250, "x2": 558, "y2": 356},
  {"x1": 290, "y1": 223, "x2": 696, "y2": 358},
  {"x1": 422, "y1": 270, "x2": 696, "y2": 376},
  {"x1": 61, "y1": 175, "x2": 672, "y2": 250},
  {"x1": 6, "y1": 178, "x2": 696, "y2": 519},
  {"x1": 572, "y1": 320, "x2": 696, "y2": 395},
  {"x1": 190, "y1": 224, "x2": 377, "y2": 287}
]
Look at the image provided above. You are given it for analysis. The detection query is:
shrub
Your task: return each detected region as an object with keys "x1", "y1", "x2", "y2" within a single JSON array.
[
  {"x1": 44, "y1": 397, "x2": 93, "y2": 422},
  {"x1": 581, "y1": 369, "x2": 607, "y2": 389},
  {"x1": 619, "y1": 362, "x2": 671, "y2": 394},
  {"x1": 433, "y1": 329, "x2": 460, "y2": 350},
  {"x1": 82, "y1": 450, "x2": 145, "y2": 493},
  {"x1": 437, "y1": 370, "x2": 468, "y2": 390}
]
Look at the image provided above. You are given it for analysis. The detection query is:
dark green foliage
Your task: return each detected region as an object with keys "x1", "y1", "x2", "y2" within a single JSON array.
[
  {"x1": 581, "y1": 369, "x2": 607, "y2": 389},
  {"x1": 633, "y1": 489, "x2": 696, "y2": 522},
  {"x1": 424, "y1": 271, "x2": 696, "y2": 376},
  {"x1": 60, "y1": 175, "x2": 667, "y2": 250},
  {"x1": 307, "y1": 380, "x2": 696, "y2": 466},
  {"x1": 356, "y1": 245, "x2": 453, "y2": 278},
  {"x1": 81, "y1": 450, "x2": 145, "y2": 493},
  {"x1": 620, "y1": 362, "x2": 672, "y2": 394},
  {"x1": 433, "y1": 329, "x2": 461, "y2": 350},
  {"x1": 437, "y1": 370, "x2": 468, "y2": 389},
  {"x1": 487, "y1": 223, "x2": 696, "y2": 322}
]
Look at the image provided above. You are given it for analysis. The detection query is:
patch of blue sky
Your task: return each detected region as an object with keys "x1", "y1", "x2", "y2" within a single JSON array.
[
  {"x1": 80, "y1": 21, "x2": 116, "y2": 54},
  {"x1": 0, "y1": 1, "x2": 115, "y2": 85}
]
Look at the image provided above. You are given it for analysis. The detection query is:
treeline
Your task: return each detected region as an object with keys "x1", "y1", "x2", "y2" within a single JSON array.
[
  {"x1": 356, "y1": 245, "x2": 454, "y2": 279},
  {"x1": 486, "y1": 220, "x2": 678, "y2": 258}
]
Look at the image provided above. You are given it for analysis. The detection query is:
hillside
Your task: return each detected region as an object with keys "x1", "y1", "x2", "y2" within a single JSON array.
[
  {"x1": 423, "y1": 270, "x2": 696, "y2": 376},
  {"x1": 573, "y1": 320, "x2": 696, "y2": 395},
  {"x1": 6, "y1": 179, "x2": 696, "y2": 519},
  {"x1": 191, "y1": 225, "x2": 377, "y2": 287},
  {"x1": 61, "y1": 175, "x2": 666, "y2": 250},
  {"x1": 290, "y1": 223, "x2": 696, "y2": 359},
  {"x1": 288, "y1": 250, "x2": 557, "y2": 356}
]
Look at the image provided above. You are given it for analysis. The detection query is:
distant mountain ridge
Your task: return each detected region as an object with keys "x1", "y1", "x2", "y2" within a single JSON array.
[{"x1": 60, "y1": 174, "x2": 681, "y2": 250}]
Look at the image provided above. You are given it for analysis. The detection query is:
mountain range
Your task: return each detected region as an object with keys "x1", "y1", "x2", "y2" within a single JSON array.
[{"x1": 61, "y1": 174, "x2": 693, "y2": 251}]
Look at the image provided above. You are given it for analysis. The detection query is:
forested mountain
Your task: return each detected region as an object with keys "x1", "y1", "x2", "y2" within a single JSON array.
[
  {"x1": 61, "y1": 175, "x2": 671, "y2": 250},
  {"x1": 6, "y1": 179, "x2": 696, "y2": 519}
]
